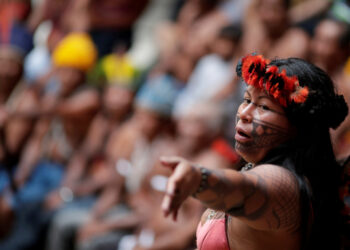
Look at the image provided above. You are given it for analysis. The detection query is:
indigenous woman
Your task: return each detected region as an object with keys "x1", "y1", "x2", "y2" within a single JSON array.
[{"x1": 160, "y1": 54, "x2": 348, "y2": 250}]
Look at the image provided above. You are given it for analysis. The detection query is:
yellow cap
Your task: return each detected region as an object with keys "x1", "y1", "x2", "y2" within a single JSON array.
[
  {"x1": 102, "y1": 54, "x2": 137, "y2": 85},
  {"x1": 52, "y1": 33, "x2": 97, "y2": 72}
]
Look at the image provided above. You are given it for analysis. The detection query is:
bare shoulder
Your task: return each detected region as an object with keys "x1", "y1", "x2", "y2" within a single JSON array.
[
  {"x1": 249, "y1": 164, "x2": 300, "y2": 209},
  {"x1": 250, "y1": 164, "x2": 299, "y2": 188}
]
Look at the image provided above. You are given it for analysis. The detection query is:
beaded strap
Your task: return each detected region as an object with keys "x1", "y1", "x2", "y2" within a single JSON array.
[{"x1": 194, "y1": 167, "x2": 210, "y2": 196}]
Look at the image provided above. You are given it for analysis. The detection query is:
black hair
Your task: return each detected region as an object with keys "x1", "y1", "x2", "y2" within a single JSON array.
[
  {"x1": 218, "y1": 24, "x2": 242, "y2": 43},
  {"x1": 272, "y1": 58, "x2": 348, "y2": 130},
  {"x1": 338, "y1": 22, "x2": 350, "y2": 50},
  {"x1": 267, "y1": 58, "x2": 347, "y2": 249},
  {"x1": 283, "y1": 0, "x2": 291, "y2": 9}
]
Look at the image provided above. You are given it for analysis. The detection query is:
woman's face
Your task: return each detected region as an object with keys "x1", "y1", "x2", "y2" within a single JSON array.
[{"x1": 235, "y1": 86, "x2": 295, "y2": 163}]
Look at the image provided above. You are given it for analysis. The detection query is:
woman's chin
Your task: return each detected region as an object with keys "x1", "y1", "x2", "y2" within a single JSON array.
[{"x1": 235, "y1": 142, "x2": 265, "y2": 164}]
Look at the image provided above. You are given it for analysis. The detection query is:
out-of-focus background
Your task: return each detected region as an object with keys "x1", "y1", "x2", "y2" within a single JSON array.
[{"x1": 0, "y1": 0, "x2": 349, "y2": 249}]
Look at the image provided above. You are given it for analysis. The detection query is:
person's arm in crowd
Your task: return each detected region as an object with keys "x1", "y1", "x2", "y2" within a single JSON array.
[
  {"x1": 79, "y1": 113, "x2": 110, "y2": 160},
  {"x1": 288, "y1": 0, "x2": 332, "y2": 24},
  {"x1": 2, "y1": 93, "x2": 58, "y2": 121},
  {"x1": 44, "y1": 113, "x2": 108, "y2": 210},
  {"x1": 89, "y1": 178, "x2": 124, "y2": 220},
  {"x1": 58, "y1": 105, "x2": 108, "y2": 190},
  {"x1": 161, "y1": 156, "x2": 301, "y2": 232},
  {"x1": 26, "y1": 0, "x2": 67, "y2": 31},
  {"x1": 14, "y1": 117, "x2": 51, "y2": 188},
  {"x1": 44, "y1": 147, "x2": 90, "y2": 211},
  {"x1": 71, "y1": 161, "x2": 118, "y2": 198},
  {"x1": 26, "y1": 0, "x2": 48, "y2": 32},
  {"x1": 77, "y1": 210, "x2": 146, "y2": 243},
  {"x1": 56, "y1": 89, "x2": 100, "y2": 118},
  {"x1": 60, "y1": 152, "x2": 87, "y2": 188}
]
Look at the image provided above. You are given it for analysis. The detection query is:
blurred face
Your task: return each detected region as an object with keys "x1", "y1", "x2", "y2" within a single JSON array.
[
  {"x1": 310, "y1": 20, "x2": 344, "y2": 70},
  {"x1": 182, "y1": 35, "x2": 209, "y2": 62},
  {"x1": 134, "y1": 107, "x2": 163, "y2": 139},
  {"x1": 258, "y1": 0, "x2": 288, "y2": 33},
  {"x1": 90, "y1": 0, "x2": 149, "y2": 29},
  {"x1": 211, "y1": 37, "x2": 236, "y2": 61},
  {"x1": 103, "y1": 86, "x2": 134, "y2": 119},
  {"x1": 177, "y1": 115, "x2": 210, "y2": 148},
  {"x1": 0, "y1": 50, "x2": 23, "y2": 90},
  {"x1": 235, "y1": 86, "x2": 294, "y2": 163},
  {"x1": 171, "y1": 53, "x2": 194, "y2": 83},
  {"x1": 56, "y1": 67, "x2": 85, "y2": 96}
]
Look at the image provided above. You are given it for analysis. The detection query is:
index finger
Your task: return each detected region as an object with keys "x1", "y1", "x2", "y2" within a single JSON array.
[{"x1": 159, "y1": 156, "x2": 183, "y2": 170}]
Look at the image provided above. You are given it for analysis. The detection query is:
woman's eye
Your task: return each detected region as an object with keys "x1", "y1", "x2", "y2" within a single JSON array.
[
  {"x1": 259, "y1": 105, "x2": 270, "y2": 111},
  {"x1": 243, "y1": 98, "x2": 251, "y2": 104}
]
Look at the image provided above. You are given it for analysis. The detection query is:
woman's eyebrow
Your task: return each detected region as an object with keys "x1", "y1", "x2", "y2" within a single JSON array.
[{"x1": 257, "y1": 95, "x2": 270, "y2": 100}]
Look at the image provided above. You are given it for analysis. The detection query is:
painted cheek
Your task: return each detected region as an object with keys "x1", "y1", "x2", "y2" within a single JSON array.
[{"x1": 240, "y1": 103, "x2": 262, "y2": 121}]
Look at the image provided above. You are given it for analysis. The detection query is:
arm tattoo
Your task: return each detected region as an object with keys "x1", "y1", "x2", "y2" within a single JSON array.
[
  {"x1": 226, "y1": 172, "x2": 269, "y2": 221},
  {"x1": 195, "y1": 166, "x2": 300, "y2": 230}
]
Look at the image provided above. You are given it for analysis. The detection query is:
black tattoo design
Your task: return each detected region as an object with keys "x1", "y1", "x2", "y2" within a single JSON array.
[
  {"x1": 235, "y1": 116, "x2": 290, "y2": 151},
  {"x1": 195, "y1": 166, "x2": 300, "y2": 230},
  {"x1": 194, "y1": 167, "x2": 211, "y2": 196},
  {"x1": 226, "y1": 172, "x2": 269, "y2": 220}
]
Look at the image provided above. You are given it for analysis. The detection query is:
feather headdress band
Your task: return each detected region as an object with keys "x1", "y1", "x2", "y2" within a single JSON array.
[{"x1": 237, "y1": 54, "x2": 309, "y2": 107}]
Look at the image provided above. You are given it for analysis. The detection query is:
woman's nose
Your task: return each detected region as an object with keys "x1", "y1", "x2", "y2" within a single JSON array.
[{"x1": 239, "y1": 103, "x2": 254, "y2": 123}]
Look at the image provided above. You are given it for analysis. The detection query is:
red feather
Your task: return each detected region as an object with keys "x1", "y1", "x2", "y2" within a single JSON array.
[
  {"x1": 239, "y1": 54, "x2": 309, "y2": 107},
  {"x1": 291, "y1": 86, "x2": 309, "y2": 103}
]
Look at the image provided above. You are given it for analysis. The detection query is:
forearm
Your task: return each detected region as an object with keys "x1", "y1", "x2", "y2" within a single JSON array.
[
  {"x1": 16, "y1": 138, "x2": 42, "y2": 178},
  {"x1": 289, "y1": 0, "x2": 331, "y2": 24},
  {"x1": 15, "y1": 118, "x2": 50, "y2": 183},
  {"x1": 161, "y1": 156, "x2": 300, "y2": 231},
  {"x1": 91, "y1": 187, "x2": 121, "y2": 219},
  {"x1": 105, "y1": 212, "x2": 144, "y2": 231},
  {"x1": 192, "y1": 166, "x2": 300, "y2": 231},
  {"x1": 193, "y1": 167, "x2": 253, "y2": 213},
  {"x1": 61, "y1": 154, "x2": 87, "y2": 187},
  {"x1": 8, "y1": 109, "x2": 50, "y2": 120},
  {"x1": 80, "y1": 115, "x2": 109, "y2": 159},
  {"x1": 57, "y1": 90, "x2": 100, "y2": 118}
]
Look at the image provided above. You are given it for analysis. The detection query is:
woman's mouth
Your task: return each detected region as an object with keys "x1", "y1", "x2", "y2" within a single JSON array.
[{"x1": 235, "y1": 128, "x2": 252, "y2": 143}]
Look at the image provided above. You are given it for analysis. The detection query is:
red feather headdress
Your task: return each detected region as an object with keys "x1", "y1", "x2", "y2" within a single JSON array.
[{"x1": 240, "y1": 54, "x2": 309, "y2": 107}]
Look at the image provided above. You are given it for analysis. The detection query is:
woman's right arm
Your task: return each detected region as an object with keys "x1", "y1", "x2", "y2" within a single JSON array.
[{"x1": 161, "y1": 156, "x2": 301, "y2": 232}]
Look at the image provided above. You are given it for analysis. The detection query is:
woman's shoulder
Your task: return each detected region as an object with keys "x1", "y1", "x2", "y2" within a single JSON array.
[
  {"x1": 233, "y1": 163, "x2": 302, "y2": 232},
  {"x1": 251, "y1": 163, "x2": 299, "y2": 186},
  {"x1": 247, "y1": 163, "x2": 301, "y2": 205}
]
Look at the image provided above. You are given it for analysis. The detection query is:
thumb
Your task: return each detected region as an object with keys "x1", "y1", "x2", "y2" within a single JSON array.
[{"x1": 159, "y1": 156, "x2": 183, "y2": 170}]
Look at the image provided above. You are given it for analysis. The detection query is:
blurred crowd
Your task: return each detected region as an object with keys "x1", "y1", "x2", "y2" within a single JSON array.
[{"x1": 0, "y1": 0, "x2": 350, "y2": 249}]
